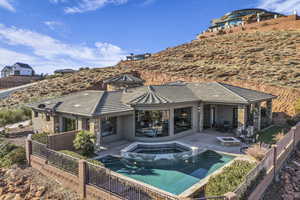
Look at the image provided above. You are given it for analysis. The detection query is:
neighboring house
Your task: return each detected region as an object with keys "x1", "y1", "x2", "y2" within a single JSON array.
[
  {"x1": 208, "y1": 8, "x2": 284, "y2": 31},
  {"x1": 54, "y1": 69, "x2": 76, "y2": 75},
  {"x1": 126, "y1": 53, "x2": 151, "y2": 61},
  {"x1": 28, "y1": 81, "x2": 276, "y2": 146},
  {"x1": 103, "y1": 74, "x2": 145, "y2": 91},
  {"x1": 1, "y1": 63, "x2": 35, "y2": 78}
]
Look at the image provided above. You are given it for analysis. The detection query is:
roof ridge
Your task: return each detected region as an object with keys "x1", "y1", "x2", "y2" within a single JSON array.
[
  {"x1": 90, "y1": 91, "x2": 107, "y2": 116},
  {"x1": 216, "y1": 82, "x2": 249, "y2": 103}
]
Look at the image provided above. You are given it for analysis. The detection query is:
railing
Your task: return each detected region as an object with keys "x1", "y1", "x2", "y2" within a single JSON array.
[
  {"x1": 86, "y1": 162, "x2": 179, "y2": 200},
  {"x1": 32, "y1": 140, "x2": 79, "y2": 176},
  {"x1": 234, "y1": 147, "x2": 274, "y2": 198}
]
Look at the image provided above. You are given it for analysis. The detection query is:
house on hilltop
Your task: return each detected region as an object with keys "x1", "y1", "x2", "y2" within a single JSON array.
[
  {"x1": 1, "y1": 63, "x2": 35, "y2": 78},
  {"x1": 208, "y1": 8, "x2": 284, "y2": 31}
]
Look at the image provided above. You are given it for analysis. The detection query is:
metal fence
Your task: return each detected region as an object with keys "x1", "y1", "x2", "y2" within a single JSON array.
[
  {"x1": 32, "y1": 140, "x2": 79, "y2": 176},
  {"x1": 86, "y1": 162, "x2": 179, "y2": 200}
]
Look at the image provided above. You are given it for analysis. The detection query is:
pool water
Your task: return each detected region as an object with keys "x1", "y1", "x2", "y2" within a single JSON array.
[{"x1": 99, "y1": 150, "x2": 235, "y2": 195}]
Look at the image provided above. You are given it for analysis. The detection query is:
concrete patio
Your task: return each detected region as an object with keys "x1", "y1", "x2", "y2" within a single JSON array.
[{"x1": 95, "y1": 130, "x2": 244, "y2": 159}]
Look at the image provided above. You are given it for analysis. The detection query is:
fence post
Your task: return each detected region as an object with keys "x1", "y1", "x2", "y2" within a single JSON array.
[
  {"x1": 78, "y1": 160, "x2": 87, "y2": 199},
  {"x1": 272, "y1": 144, "x2": 277, "y2": 177},
  {"x1": 25, "y1": 134, "x2": 32, "y2": 166},
  {"x1": 291, "y1": 126, "x2": 297, "y2": 149}
]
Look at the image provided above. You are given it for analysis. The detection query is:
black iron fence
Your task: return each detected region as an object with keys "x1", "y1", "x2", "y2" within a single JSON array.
[
  {"x1": 32, "y1": 140, "x2": 79, "y2": 176},
  {"x1": 86, "y1": 162, "x2": 178, "y2": 200},
  {"x1": 31, "y1": 140, "x2": 228, "y2": 200}
]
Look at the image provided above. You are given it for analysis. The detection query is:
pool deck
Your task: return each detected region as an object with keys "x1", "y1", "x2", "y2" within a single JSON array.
[{"x1": 95, "y1": 130, "x2": 245, "y2": 159}]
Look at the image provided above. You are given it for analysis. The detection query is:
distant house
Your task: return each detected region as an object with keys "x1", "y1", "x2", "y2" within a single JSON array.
[
  {"x1": 54, "y1": 69, "x2": 76, "y2": 75},
  {"x1": 126, "y1": 53, "x2": 151, "y2": 61},
  {"x1": 1, "y1": 63, "x2": 35, "y2": 78}
]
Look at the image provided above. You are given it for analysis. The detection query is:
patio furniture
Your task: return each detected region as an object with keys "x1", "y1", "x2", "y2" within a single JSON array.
[{"x1": 216, "y1": 136, "x2": 241, "y2": 146}]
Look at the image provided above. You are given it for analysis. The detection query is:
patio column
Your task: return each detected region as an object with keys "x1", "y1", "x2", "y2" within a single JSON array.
[
  {"x1": 169, "y1": 108, "x2": 174, "y2": 137},
  {"x1": 266, "y1": 100, "x2": 273, "y2": 125},
  {"x1": 237, "y1": 105, "x2": 247, "y2": 130},
  {"x1": 58, "y1": 116, "x2": 63, "y2": 132},
  {"x1": 90, "y1": 118, "x2": 101, "y2": 148},
  {"x1": 198, "y1": 103, "x2": 204, "y2": 132},
  {"x1": 253, "y1": 102, "x2": 262, "y2": 131},
  {"x1": 77, "y1": 118, "x2": 83, "y2": 131}
]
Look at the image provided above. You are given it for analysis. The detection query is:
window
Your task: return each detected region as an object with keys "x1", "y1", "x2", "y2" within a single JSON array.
[
  {"x1": 101, "y1": 117, "x2": 117, "y2": 137},
  {"x1": 135, "y1": 110, "x2": 169, "y2": 137},
  {"x1": 63, "y1": 117, "x2": 76, "y2": 132},
  {"x1": 46, "y1": 114, "x2": 51, "y2": 121},
  {"x1": 174, "y1": 107, "x2": 192, "y2": 134},
  {"x1": 34, "y1": 111, "x2": 39, "y2": 118}
]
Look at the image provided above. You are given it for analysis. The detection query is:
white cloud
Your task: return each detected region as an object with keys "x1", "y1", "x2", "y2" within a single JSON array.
[
  {"x1": 64, "y1": 0, "x2": 128, "y2": 14},
  {"x1": 0, "y1": 0, "x2": 15, "y2": 12},
  {"x1": 258, "y1": 0, "x2": 300, "y2": 14},
  {"x1": 44, "y1": 21, "x2": 64, "y2": 30},
  {"x1": 0, "y1": 24, "x2": 126, "y2": 74}
]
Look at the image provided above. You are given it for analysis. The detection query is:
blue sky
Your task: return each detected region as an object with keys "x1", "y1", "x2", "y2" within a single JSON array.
[{"x1": 0, "y1": 0, "x2": 298, "y2": 74}]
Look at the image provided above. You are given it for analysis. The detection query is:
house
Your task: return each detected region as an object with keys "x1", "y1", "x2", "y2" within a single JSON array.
[
  {"x1": 207, "y1": 8, "x2": 284, "y2": 31},
  {"x1": 126, "y1": 53, "x2": 151, "y2": 61},
  {"x1": 28, "y1": 80, "x2": 276, "y2": 147},
  {"x1": 103, "y1": 73, "x2": 145, "y2": 91},
  {"x1": 54, "y1": 69, "x2": 76, "y2": 75},
  {"x1": 1, "y1": 63, "x2": 35, "y2": 78}
]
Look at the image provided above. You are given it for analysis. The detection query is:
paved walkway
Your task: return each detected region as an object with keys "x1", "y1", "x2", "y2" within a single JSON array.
[{"x1": 0, "y1": 82, "x2": 37, "y2": 100}]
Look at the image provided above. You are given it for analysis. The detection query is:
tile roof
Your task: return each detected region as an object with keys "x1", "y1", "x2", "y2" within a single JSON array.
[
  {"x1": 28, "y1": 82, "x2": 276, "y2": 116},
  {"x1": 103, "y1": 74, "x2": 144, "y2": 84}
]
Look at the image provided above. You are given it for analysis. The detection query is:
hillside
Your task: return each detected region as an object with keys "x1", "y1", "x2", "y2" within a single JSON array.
[{"x1": 0, "y1": 30, "x2": 299, "y2": 116}]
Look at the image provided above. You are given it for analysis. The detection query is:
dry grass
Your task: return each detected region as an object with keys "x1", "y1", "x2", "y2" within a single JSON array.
[
  {"x1": 273, "y1": 132, "x2": 285, "y2": 142},
  {"x1": 246, "y1": 144, "x2": 268, "y2": 161}
]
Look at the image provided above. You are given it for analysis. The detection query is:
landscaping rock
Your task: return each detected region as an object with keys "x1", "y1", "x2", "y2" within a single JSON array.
[{"x1": 0, "y1": 167, "x2": 80, "y2": 200}]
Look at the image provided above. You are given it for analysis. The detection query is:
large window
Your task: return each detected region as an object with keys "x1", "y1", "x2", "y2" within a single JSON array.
[
  {"x1": 63, "y1": 117, "x2": 76, "y2": 132},
  {"x1": 174, "y1": 107, "x2": 192, "y2": 134},
  {"x1": 135, "y1": 110, "x2": 169, "y2": 137},
  {"x1": 101, "y1": 117, "x2": 117, "y2": 137}
]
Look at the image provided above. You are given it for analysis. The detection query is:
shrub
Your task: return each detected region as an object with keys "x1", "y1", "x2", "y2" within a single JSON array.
[
  {"x1": 0, "y1": 106, "x2": 32, "y2": 127},
  {"x1": 240, "y1": 168, "x2": 266, "y2": 199},
  {"x1": 73, "y1": 130, "x2": 95, "y2": 157},
  {"x1": 246, "y1": 144, "x2": 268, "y2": 161},
  {"x1": 205, "y1": 160, "x2": 255, "y2": 197},
  {"x1": 0, "y1": 142, "x2": 26, "y2": 168},
  {"x1": 295, "y1": 99, "x2": 300, "y2": 115},
  {"x1": 31, "y1": 132, "x2": 48, "y2": 144},
  {"x1": 286, "y1": 118, "x2": 297, "y2": 126},
  {"x1": 60, "y1": 150, "x2": 102, "y2": 166}
]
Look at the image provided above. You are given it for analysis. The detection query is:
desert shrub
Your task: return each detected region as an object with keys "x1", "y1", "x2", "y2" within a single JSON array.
[
  {"x1": 205, "y1": 160, "x2": 255, "y2": 196},
  {"x1": 0, "y1": 106, "x2": 32, "y2": 127},
  {"x1": 73, "y1": 130, "x2": 95, "y2": 156},
  {"x1": 31, "y1": 132, "x2": 48, "y2": 144},
  {"x1": 246, "y1": 144, "x2": 268, "y2": 161},
  {"x1": 60, "y1": 150, "x2": 102, "y2": 166},
  {"x1": 0, "y1": 142, "x2": 26, "y2": 168},
  {"x1": 286, "y1": 118, "x2": 297, "y2": 126}
]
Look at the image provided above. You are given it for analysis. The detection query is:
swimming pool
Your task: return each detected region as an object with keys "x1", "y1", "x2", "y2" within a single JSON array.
[{"x1": 98, "y1": 150, "x2": 235, "y2": 195}]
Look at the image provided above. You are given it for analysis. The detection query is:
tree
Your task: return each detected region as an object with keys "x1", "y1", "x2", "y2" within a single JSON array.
[{"x1": 73, "y1": 130, "x2": 95, "y2": 156}]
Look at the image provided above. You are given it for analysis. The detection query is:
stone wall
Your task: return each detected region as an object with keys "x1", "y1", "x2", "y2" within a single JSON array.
[{"x1": 32, "y1": 111, "x2": 56, "y2": 133}]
